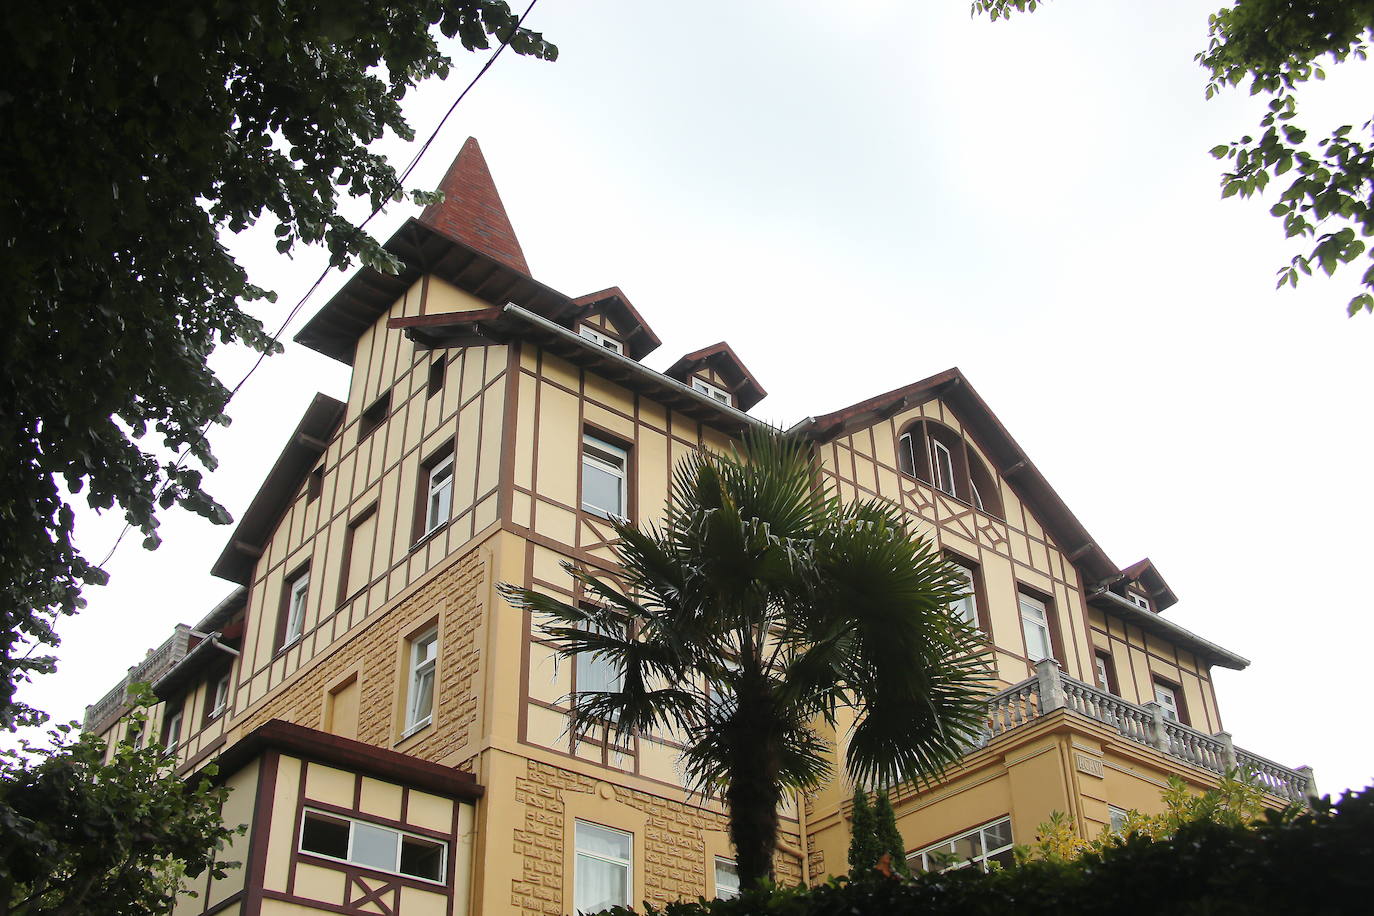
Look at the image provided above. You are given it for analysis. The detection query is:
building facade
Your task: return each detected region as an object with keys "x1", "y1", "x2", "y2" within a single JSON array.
[{"x1": 85, "y1": 138, "x2": 1313, "y2": 916}]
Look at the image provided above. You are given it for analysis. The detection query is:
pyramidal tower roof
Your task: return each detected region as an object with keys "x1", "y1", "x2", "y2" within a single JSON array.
[{"x1": 419, "y1": 136, "x2": 530, "y2": 275}]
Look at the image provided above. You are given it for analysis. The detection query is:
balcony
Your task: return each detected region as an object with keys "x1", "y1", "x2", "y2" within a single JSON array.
[{"x1": 984, "y1": 659, "x2": 1314, "y2": 804}]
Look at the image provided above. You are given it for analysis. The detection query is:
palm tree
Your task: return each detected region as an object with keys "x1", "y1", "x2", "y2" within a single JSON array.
[{"x1": 499, "y1": 428, "x2": 989, "y2": 888}]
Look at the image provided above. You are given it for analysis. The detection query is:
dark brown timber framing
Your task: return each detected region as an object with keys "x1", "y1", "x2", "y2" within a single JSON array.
[
  {"x1": 212, "y1": 719, "x2": 485, "y2": 801},
  {"x1": 211, "y1": 395, "x2": 346, "y2": 584}
]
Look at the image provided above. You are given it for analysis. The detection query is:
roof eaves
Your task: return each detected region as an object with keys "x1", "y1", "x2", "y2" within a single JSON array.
[
  {"x1": 211, "y1": 394, "x2": 345, "y2": 584},
  {"x1": 1089, "y1": 588, "x2": 1248, "y2": 670}
]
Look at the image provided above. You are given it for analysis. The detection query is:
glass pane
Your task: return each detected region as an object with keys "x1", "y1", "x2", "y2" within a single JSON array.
[
  {"x1": 400, "y1": 836, "x2": 445, "y2": 881},
  {"x1": 1023, "y1": 619, "x2": 1051, "y2": 662},
  {"x1": 301, "y1": 813, "x2": 350, "y2": 859},
  {"x1": 410, "y1": 669, "x2": 435, "y2": 726},
  {"x1": 576, "y1": 821, "x2": 631, "y2": 861},
  {"x1": 953, "y1": 831, "x2": 982, "y2": 861},
  {"x1": 714, "y1": 858, "x2": 739, "y2": 898},
  {"x1": 983, "y1": 819, "x2": 1011, "y2": 850},
  {"x1": 575, "y1": 855, "x2": 628, "y2": 913},
  {"x1": 985, "y1": 848, "x2": 1015, "y2": 870},
  {"x1": 352, "y1": 821, "x2": 399, "y2": 871},
  {"x1": 581, "y1": 463, "x2": 623, "y2": 517}
]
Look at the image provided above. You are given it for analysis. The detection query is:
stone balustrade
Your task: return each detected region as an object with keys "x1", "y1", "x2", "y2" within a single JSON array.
[
  {"x1": 82, "y1": 624, "x2": 192, "y2": 734},
  {"x1": 983, "y1": 659, "x2": 1315, "y2": 803}
]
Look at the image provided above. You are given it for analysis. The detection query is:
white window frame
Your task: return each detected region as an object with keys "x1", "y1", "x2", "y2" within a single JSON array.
[
  {"x1": 948, "y1": 561, "x2": 979, "y2": 629},
  {"x1": 1108, "y1": 805, "x2": 1130, "y2": 834},
  {"x1": 578, "y1": 325, "x2": 624, "y2": 354},
  {"x1": 1019, "y1": 593, "x2": 1053, "y2": 663},
  {"x1": 581, "y1": 434, "x2": 628, "y2": 520},
  {"x1": 1128, "y1": 591, "x2": 1151, "y2": 611},
  {"x1": 1094, "y1": 652, "x2": 1114, "y2": 694},
  {"x1": 285, "y1": 570, "x2": 310, "y2": 646},
  {"x1": 1154, "y1": 681, "x2": 1181, "y2": 722},
  {"x1": 405, "y1": 629, "x2": 438, "y2": 735},
  {"x1": 424, "y1": 453, "x2": 455, "y2": 535},
  {"x1": 907, "y1": 816, "x2": 1013, "y2": 873},
  {"x1": 164, "y1": 708, "x2": 183, "y2": 752},
  {"x1": 970, "y1": 479, "x2": 984, "y2": 510},
  {"x1": 930, "y1": 439, "x2": 956, "y2": 496},
  {"x1": 574, "y1": 820, "x2": 632, "y2": 914},
  {"x1": 691, "y1": 377, "x2": 733, "y2": 406},
  {"x1": 713, "y1": 857, "x2": 739, "y2": 899},
  {"x1": 299, "y1": 808, "x2": 448, "y2": 884},
  {"x1": 208, "y1": 672, "x2": 231, "y2": 720},
  {"x1": 897, "y1": 432, "x2": 918, "y2": 477}
]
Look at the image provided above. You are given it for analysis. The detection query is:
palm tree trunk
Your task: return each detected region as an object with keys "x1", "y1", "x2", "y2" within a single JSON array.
[{"x1": 726, "y1": 684, "x2": 784, "y2": 888}]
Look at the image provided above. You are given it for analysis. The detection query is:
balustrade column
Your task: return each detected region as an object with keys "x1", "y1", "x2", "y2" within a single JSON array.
[
  {"x1": 1295, "y1": 765, "x2": 1319, "y2": 801},
  {"x1": 1035, "y1": 658, "x2": 1065, "y2": 712},
  {"x1": 1215, "y1": 731, "x2": 1237, "y2": 771},
  {"x1": 1142, "y1": 701, "x2": 1167, "y2": 751}
]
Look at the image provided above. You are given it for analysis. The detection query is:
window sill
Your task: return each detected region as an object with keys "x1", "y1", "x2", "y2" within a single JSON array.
[
  {"x1": 398, "y1": 718, "x2": 432, "y2": 744},
  {"x1": 410, "y1": 521, "x2": 450, "y2": 554}
]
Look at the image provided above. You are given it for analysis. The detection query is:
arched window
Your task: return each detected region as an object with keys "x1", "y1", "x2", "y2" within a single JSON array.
[{"x1": 897, "y1": 420, "x2": 1003, "y2": 517}]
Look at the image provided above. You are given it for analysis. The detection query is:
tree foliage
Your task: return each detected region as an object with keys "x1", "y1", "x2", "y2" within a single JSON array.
[
  {"x1": 585, "y1": 786, "x2": 1374, "y2": 916},
  {"x1": 1022, "y1": 770, "x2": 1278, "y2": 864},
  {"x1": 500, "y1": 428, "x2": 989, "y2": 887},
  {"x1": 0, "y1": 1, "x2": 556, "y2": 728},
  {"x1": 0, "y1": 697, "x2": 239, "y2": 915},
  {"x1": 973, "y1": 0, "x2": 1374, "y2": 316},
  {"x1": 871, "y1": 791, "x2": 911, "y2": 878},
  {"x1": 847, "y1": 789, "x2": 878, "y2": 876}
]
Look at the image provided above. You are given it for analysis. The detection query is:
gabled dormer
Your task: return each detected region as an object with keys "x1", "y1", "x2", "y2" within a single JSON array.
[
  {"x1": 665, "y1": 342, "x2": 767, "y2": 411},
  {"x1": 568, "y1": 287, "x2": 661, "y2": 361}
]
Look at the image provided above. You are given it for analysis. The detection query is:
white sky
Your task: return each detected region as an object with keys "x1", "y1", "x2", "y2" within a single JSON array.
[{"x1": 21, "y1": 0, "x2": 1373, "y2": 797}]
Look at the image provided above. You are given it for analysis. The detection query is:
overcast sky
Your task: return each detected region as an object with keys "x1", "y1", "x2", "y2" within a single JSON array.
[{"x1": 23, "y1": 1, "x2": 1373, "y2": 797}]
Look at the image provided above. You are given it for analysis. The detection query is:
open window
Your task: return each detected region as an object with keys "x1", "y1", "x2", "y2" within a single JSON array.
[
  {"x1": 300, "y1": 809, "x2": 447, "y2": 883},
  {"x1": 404, "y1": 627, "x2": 438, "y2": 736},
  {"x1": 358, "y1": 390, "x2": 391, "y2": 442},
  {"x1": 896, "y1": 419, "x2": 1003, "y2": 517}
]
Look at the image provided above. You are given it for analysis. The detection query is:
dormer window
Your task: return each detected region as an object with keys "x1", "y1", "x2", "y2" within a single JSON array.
[
  {"x1": 691, "y1": 377, "x2": 732, "y2": 406},
  {"x1": 1128, "y1": 591, "x2": 1151, "y2": 612},
  {"x1": 578, "y1": 325, "x2": 623, "y2": 355},
  {"x1": 897, "y1": 419, "x2": 1003, "y2": 517}
]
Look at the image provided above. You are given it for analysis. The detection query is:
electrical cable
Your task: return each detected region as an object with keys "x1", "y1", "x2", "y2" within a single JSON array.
[{"x1": 91, "y1": 0, "x2": 543, "y2": 572}]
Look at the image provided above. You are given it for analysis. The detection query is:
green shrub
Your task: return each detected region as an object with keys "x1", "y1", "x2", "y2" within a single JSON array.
[{"x1": 600, "y1": 786, "x2": 1373, "y2": 916}]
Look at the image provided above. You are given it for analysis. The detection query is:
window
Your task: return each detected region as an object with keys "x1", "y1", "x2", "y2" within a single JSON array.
[
  {"x1": 895, "y1": 420, "x2": 1003, "y2": 517},
  {"x1": 423, "y1": 453, "x2": 454, "y2": 536},
  {"x1": 578, "y1": 325, "x2": 624, "y2": 354},
  {"x1": 908, "y1": 817, "x2": 1013, "y2": 873},
  {"x1": 307, "y1": 466, "x2": 323, "y2": 503},
  {"x1": 359, "y1": 391, "x2": 391, "y2": 441},
  {"x1": 581, "y1": 433, "x2": 628, "y2": 520},
  {"x1": 405, "y1": 629, "x2": 438, "y2": 735},
  {"x1": 1094, "y1": 651, "x2": 1117, "y2": 694},
  {"x1": 1108, "y1": 805, "x2": 1130, "y2": 834},
  {"x1": 206, "y1": 671, "x2": 231, "y2": 722},
  {"x1": 929, "y1": 439, "x2": 956, "y2": 496},
  {"x1": 713, "y1": 858, "x2": 739, "y2": 899},
  {"x1": 1153, "y1": 679, "x2": 1184, "y2": 724},
  {"x1": 1128, "y1": 591, "x2": 1151, "y2": 612},
  {"x1": 691, "y1": 377, "x2": 733, "y2": 406},
  {"x1": 284, "y1": 569, "x2": 310, "y2": 647},
  {"x1": 341, "y1": 506, "x2": 378, "y2": 602},
  {"x1": 575, "y1": 615, "x2": 625, "y2": 699},
  {"x1": 574, "y1": 821, "x2": 631, "y2": 914},
  {"x1": 1018, "y1": 592, "x2": 1053, "y2": 663},
  {"x1": 300, "y1": 810, "x2": 447, "y2": 883},
  {"x1": 427, "y1": 355, "x2": 446, "y2": 398},
  {"x1": 947, "y1": 559, "x2": 980, "y2": 630},
  {"x1": 162, "y1": 706, "x2": 183, "y2": 752}
]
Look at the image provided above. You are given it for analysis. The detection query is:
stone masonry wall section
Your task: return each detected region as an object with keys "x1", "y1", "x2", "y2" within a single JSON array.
[
  {"x1": 511, "y1": 759, "x2": 802, "y2": 916},
  {"x1": 237, "y1": 547, "x2": 487, "y2": 762}
]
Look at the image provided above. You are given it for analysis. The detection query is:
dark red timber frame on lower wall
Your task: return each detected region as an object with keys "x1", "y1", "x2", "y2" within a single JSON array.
[{"x1": 202, "y1": 720, "x2": 483, "y2": 916}]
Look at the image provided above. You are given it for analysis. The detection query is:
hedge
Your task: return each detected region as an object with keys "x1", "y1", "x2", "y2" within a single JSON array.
[{"x1": 606, "y1": 786, "x2": 1372, "y2": 916}]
